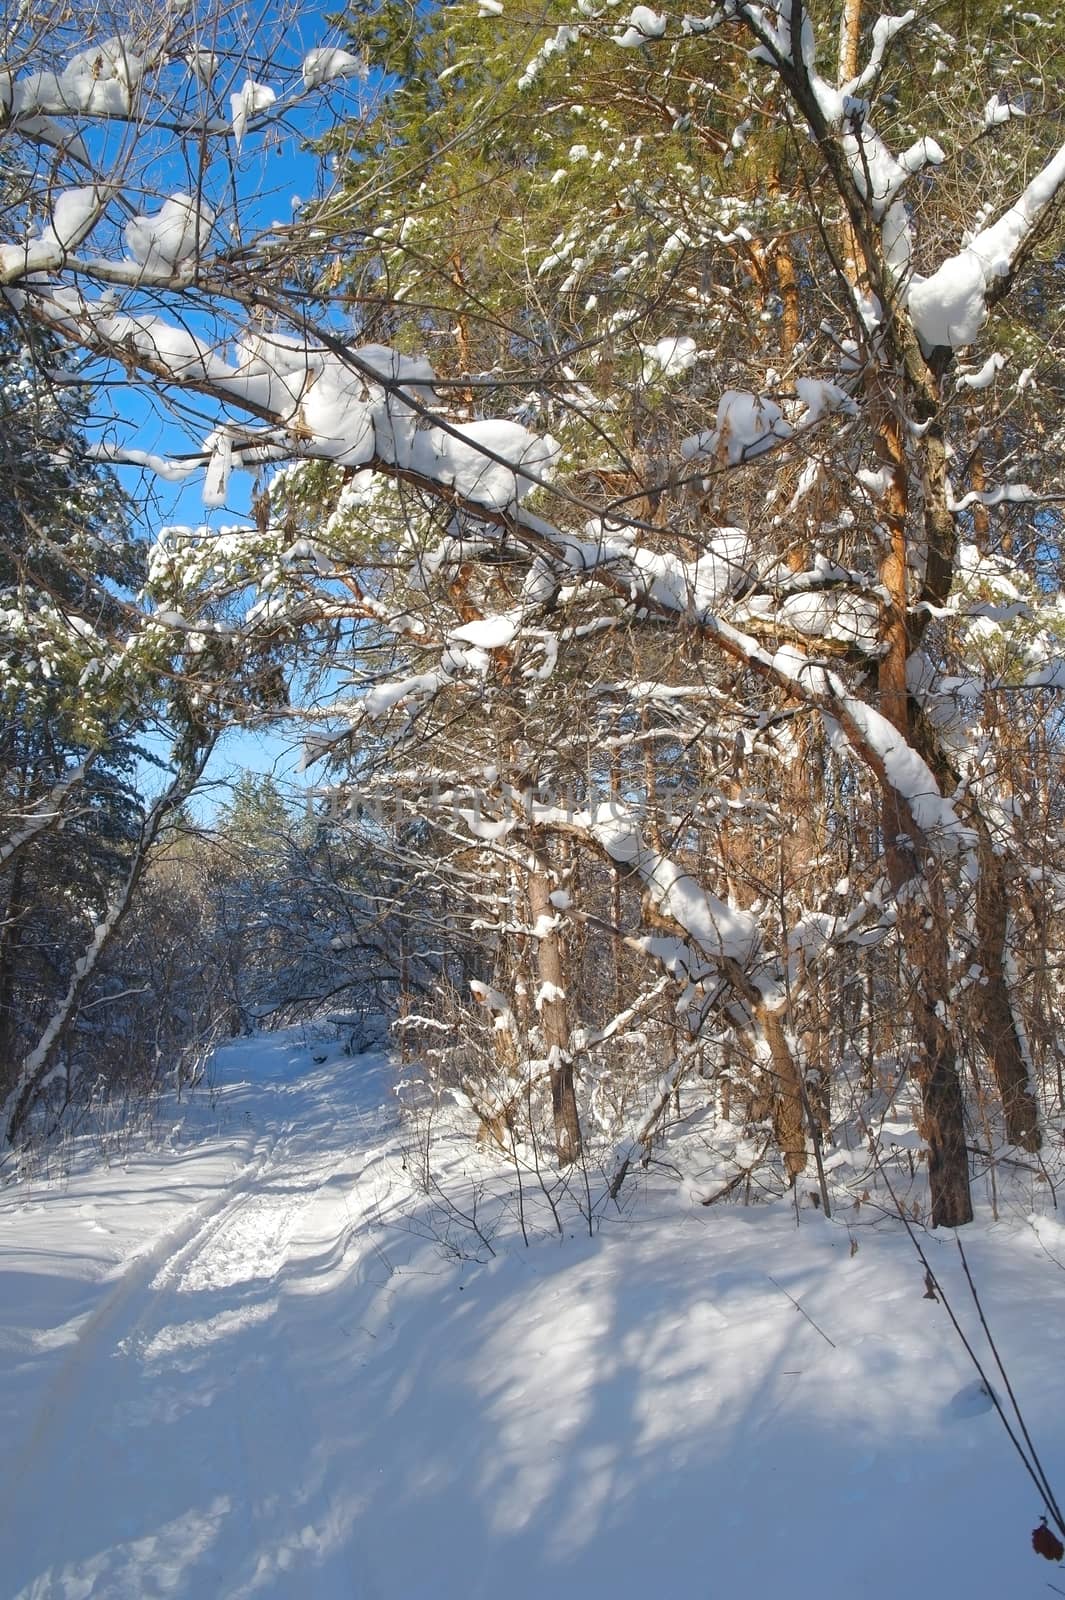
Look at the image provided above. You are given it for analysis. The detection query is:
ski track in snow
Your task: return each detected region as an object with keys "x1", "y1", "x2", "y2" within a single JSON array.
[
  {"x1": 2, "y1": 1030, "x2": 1065, "y2": 1598},
  {"x1": 0, "y1": 1037, "x2": 404, "y2": 1599}
]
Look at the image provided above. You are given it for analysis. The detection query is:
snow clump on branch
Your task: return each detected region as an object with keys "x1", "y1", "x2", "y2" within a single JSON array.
[{"x1": 124, "y1": 195, "x2": 215, "y2": 276}]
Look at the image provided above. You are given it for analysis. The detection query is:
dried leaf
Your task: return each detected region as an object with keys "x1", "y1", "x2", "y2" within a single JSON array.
[
  {"x1": 1032, "y1": 1518, "x2": 1064, "y2": 1562},
  {"x1": 923, "y1": 1269, "x2": 938, "y2": 1301}
]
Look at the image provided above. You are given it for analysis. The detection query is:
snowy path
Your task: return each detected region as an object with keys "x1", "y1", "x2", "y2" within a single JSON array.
[
  {"x1": 0, "y1": 1035, "x2": 408, "y2": 1598},
  {"x1": 3, "y1": 1031, "x2": 1065, "y2": 1598}
]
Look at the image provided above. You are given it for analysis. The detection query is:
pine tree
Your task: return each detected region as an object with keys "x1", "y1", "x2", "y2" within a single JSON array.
[{"x1": 0, "y1": 309, "x2": 148, "y2": 1107}]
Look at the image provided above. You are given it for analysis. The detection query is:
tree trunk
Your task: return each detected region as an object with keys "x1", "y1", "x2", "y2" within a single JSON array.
[
  {"x1": 887, "y1": 871, "x2": 973, "y2": 1226},
  {"x1": 528, "y1": 853, "x2": 582, "y2": 1164},
  {"x1": 973, "y1": 831, "x2": 1041, "y2": 1150},
  {"x1": 837, "y1": 0, "x2": 862, "y2": 79},
  {"x1": 787, "y1": 719, "x2": 831, "y2": 1136},
  {"x1": 760, "y1": 1004, "x2": 807, "y2": 1182},
  {"x1": 726, "y1": 956, "x2": 808, "y2": 1185},
  {"x1": 876, "y1": 406, "x2": 973, "y2": 1228},
  {"x1": 0, "y1": 851, "x2": 27, "y2": 1100}
]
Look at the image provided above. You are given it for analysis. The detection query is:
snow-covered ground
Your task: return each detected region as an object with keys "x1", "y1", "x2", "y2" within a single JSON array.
[{"x1": 2, "y1": 1029, "x2": 1064, "y2": 1598}]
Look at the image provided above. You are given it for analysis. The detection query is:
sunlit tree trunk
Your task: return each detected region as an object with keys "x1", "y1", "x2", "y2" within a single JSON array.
[{"x1": 876, "y1": 410, "x2": 972, "y2": 1227}]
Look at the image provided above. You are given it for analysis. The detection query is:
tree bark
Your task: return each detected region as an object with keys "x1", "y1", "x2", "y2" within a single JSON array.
[
  {"x1": 837, "y1": 0, "x2": 863, "y2": 79},
  {"x1": 528, "y1": 852, "x2": 582, "y2": 1164},
  {"x1": 889, "y1": 872, "x2": 974, "y2": 1227},
  {"x1": 760, "y1": 1004, "x2": 807, "y2": 1182},
  {"x1": 973, "y1": 831, "x2": 1041, "y2": 1150},
  {"x1": 0, "y1": 850, "x2": 27, "y2": 1100},
  {"x1": 875, "y1": 405, "x2": 973, "y2": 1228}
]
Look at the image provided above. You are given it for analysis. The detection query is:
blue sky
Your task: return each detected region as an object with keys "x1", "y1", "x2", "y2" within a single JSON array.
[{"x1": 93, "y1": 16, "x2": 371, "y2": 817}]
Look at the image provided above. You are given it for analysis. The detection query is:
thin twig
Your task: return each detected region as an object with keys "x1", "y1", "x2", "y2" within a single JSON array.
[
  {"x1": 956, "y1": 1238, "x2": 1065, "y2": 1535},
  {"x1": 765, "y1": 1274, "x2": 836, "y2": 1348},
  {"x1": 859, "y1": 1118, "x2": 1065, "y2": 1539}
]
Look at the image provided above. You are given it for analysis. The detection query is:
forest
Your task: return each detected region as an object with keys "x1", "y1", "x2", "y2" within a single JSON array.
[{"x1": 0, "y1": 0, "x2": 1063, "y2": 1241}]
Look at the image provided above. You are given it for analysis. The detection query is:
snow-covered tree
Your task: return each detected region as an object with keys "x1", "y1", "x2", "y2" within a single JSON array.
[
  {"x1": 0, "y1": 304, "x2": 155, "y2": 1116},
  {"x1": 1, "y1": 0, "x2": 1062, "y2": 1223}
]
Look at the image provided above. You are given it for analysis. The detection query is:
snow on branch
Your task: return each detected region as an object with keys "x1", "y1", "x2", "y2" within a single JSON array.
[
  {"x1": 123, "y1": 194, "x2": 216, "y2": 278},
  {"x1": 301, "y1": 47, "x2": 366, "y2": 91},
  {"x1": 907, "y1": 141, "x2": 1065, "y2": 351},
  {"x1": 729, "y1": 2, "x2": 1063, "y2": 355},
  {"x1": 843, "y1": 9, "x2": 918, "y2": 97},
  {"x1": 0, "y1": 186, "x2": 110, "y2": 280},
  {"x1": 1, "y1": 22, "x2": 366, "y2": 141},
  {"x1": 4, "y1": 284, "x2": 562, "y2": 510},
  {"x1": 522, "y1": 795, "x2": 765, "y2": 972},
  {"x1": 6, "y1": 34, "x2": 149, "y2": 120},
  {"x1": 0, "y1": 757, "x2": 96, "y2": 868},
  {"x1": 827, "y1": 694, "x2": 976, "y2": 864},
  {"x1": 0, "y1": 4, "x2": 1019, "y2": 916}
]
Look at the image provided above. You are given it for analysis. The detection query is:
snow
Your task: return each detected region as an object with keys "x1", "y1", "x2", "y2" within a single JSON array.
[
  {"x1": 470, "y1": 979, "x2": 511, "y2": 1012},
  {"x1": 907, "y1": 141, "x2": 1065, "y2": 350},
  {"x1": 301, "y1": 48, "x2": 366, "y2": 90},
  {"x1": 202, "y1": 429, "x2": 234, "y2": 508},
  {"x1": 794, "y1": 376, "x2": 858, "y2": 424},
  {"x1": 185, "y1": 50, "x2": 217, "y2": 87},
  {"x1": 2, "y1": 1028, "x2": 1064, "y2": 1598},
  {"x1": 957, "y1": 352, "x2": 1006, "y2": 390},
  {"x1": 837, "y1": 695, "x2": 976, "y2": 857},
  {"x1": 43, "y1": 186, "x2": 102, "y2": 249},
  {"x1": 0, "y1": 760, "x2": 93, "y2": 867},
  {"x1": 124, "y1": 194, "x2": 215, "y2": 276},
  {"x1": 232, "y1": 334, "x2": 556, "y2": 508},
  {"x1": 738, "y1": 589, "x2": 881, "y2": 651},
  {"x1": 85, "y1": 444, "x2": 200, "y2": 482},
  {"x1": 649, "y1": 852, "x2": 759, "y2": 962},
  {"x1": 361, "y1": 668, "x2": 450, "y2": 718},
  {"x1": 631, "y1": 535, "x2": 751, "y2": 618},
  {"x1": 457, "y1": 807, "x2": 515, "y2": 841},
  {"x1": 949, "y1": 482, "x2": 1035, "y2": 513},
  {"x1": 535, "y1": 979, "x2": 566, "y2": 1009},
  {"x1": 410, "y1": 419, "x2": 561, "y2": 508},
  {"x1": 11, "y1": 303, "x2": 556, "y2": 511},
  {"x1": 11, "y1": 37, "x2": 144, "y2": 118},
  {"x1": 448, "y1": 615, "x2": 519, "y2": 649},
  {"x1": 230, "y1": 80, "x2": 277, "y2": 150},
  {"x1": 1023, "y1": 660, "x2": 1065, "y2": 690},
  {"x1": 0, "y1": 187, "x2": 103, "y2": 278},
  {"x1": 535, "y1": 798, "x2": 762, "y2": 966},
  {"x1": 730, "y1": 1, "x2": 1062, "y2": 359},
  {"x1": 983, "y1": 93, "x2": 1026, "y2": 128},
  {"x1": 844, "y1": 10, "x2": 917, "y2": 94},
  {"x1": 641, "y1": 334, "x2": 697, "y2": 380},
  {"x1": 614, "y1": 7, "x2": 667, "y2": 47},
  {"x1": 682, "y1": 389, "x2": 792, "y2": 465}
]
